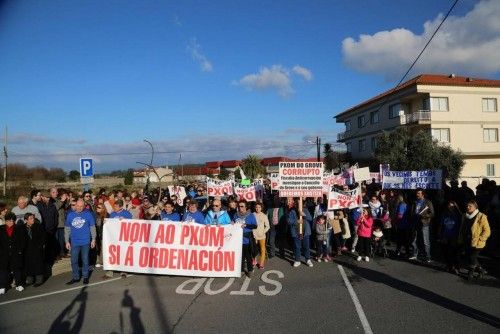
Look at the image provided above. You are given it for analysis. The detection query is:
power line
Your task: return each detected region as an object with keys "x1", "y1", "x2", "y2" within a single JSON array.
[{"x1": 9, "y1": 143, "x2": 316, "y2": 158}]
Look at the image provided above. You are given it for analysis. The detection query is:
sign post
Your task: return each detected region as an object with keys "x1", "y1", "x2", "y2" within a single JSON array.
[{"x1": 79, "y1": 158, "x2": 94, "y2": 190}]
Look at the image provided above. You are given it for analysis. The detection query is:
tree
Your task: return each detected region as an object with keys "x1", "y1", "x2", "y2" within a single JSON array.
[
  {"x1": 68, "y1": 170, "x2": 80, "y2": 181},
  {"x1": 241, "y1": 155, "x2": 266, "y2": 179},
  {"x1": 218, "y1": 168, "x2": 230, "y2": 180},
  {"x1": 374, "y1": 128, "x2": 465, "y2": 180},
  {"x1": 323, "y1": 143, "x2": 339, "y2": 172},
  {"x1": 124, "y1": 169, "x2": 134, "y2": 185}
]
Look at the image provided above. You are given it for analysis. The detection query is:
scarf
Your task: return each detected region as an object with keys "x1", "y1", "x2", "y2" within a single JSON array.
[
  {"x1": 6, "y1": 225, "x2": 14, "y2": 237},
  {"x1": 465, "y1": 209, "x2": 479, "y2": 220}
]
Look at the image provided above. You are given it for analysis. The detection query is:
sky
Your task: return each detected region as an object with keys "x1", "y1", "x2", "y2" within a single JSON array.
[{"x1": 1, "y1": 0, "x2": 499, "y2": 172}]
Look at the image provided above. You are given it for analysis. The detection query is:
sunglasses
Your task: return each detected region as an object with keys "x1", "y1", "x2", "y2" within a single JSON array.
[{"x1": 213, "y1": 204, "x2": 220, "y2": 207}]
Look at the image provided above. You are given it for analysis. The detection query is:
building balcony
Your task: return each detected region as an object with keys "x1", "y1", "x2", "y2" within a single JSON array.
[
  {"x1": 400, "y1": 110, "x2": 431, "y2": 125},
  {"x1": 337, "y1": 131, "x2": 350, "y2": 141}
]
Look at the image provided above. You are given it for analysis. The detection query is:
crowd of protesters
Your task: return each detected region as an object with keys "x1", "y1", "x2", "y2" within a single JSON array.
[{"x1": 0, "y1": 178, "x2": 497, "y2": 294}]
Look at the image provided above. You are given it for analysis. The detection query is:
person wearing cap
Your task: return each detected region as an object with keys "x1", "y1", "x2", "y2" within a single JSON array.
[
  {"x1": 160, "y1": 201, "x2": 181, "y2": 222},
  {"x1": 204, "y1": 198, "x2": 231, "y2": 226},
  {"x1": 65, "y1": 199, "x2": 96, "y2": 285},
  {"x1": 0, "y1": 212, "x2": 28, "y2": 294},
  {"x1": 182, "y1": 200, "x2": 205, "y2": 224}
]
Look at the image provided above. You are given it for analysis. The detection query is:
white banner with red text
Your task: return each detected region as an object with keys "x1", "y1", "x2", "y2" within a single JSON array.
[
  {"x1": 278, "y1": 161, "x2": 324, "y2": 197},
  {"x1": 207, "y1": 178, "x2": 234, "y2": 197},
  {"x1": 103, "y1": 219, "x2": 243, "y2": 277},
  {"x1": 327, "y1": 187, "x2": 362, "y2": 210}
]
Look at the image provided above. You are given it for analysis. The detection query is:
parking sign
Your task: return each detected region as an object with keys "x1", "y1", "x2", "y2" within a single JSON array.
[{"x1": 80, "y1": 158, "x2": 94, "y2": 177}]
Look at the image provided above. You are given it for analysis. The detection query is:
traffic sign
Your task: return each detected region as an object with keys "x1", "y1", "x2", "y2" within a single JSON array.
[{"x1": 80, "y1": 158, "x2": 94, "y2": 177}]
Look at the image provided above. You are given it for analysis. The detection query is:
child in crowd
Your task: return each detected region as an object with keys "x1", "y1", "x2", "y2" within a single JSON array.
[{"x1": 315, "y1": 215, "x2": 331, "y2": 262}]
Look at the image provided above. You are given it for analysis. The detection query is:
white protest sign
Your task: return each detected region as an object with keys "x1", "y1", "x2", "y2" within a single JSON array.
[
  {"x1": 207, "y1": 178, "x2": 234, "y2": 197},
  {"x1": 327, "y1": 187, "x2": 362, "y2": 210},
  {"x1": 103, "y1": 219, "x2": 243, "y2": 277},
  {"x1": 322, "y1": 172, "x2": 346, "y2": 193},
  {"x1": 353, "y1": 167, "x2": 371, "y2": 182},
  {"x1": 381, "y1": 169, "x2": 442, "y2": 190},
  {"x1": 168, "y1": 186, "x2": 187, "y2": 206},
  {"x1": 269, "y1": 173, "x2": 280, "y2": 191},
  {"x1": 234, "y1": 185, "x2": 257, "y2": 202},
  {"x1": 278, "y1": 161, "x2": 323, "y2": 198}
]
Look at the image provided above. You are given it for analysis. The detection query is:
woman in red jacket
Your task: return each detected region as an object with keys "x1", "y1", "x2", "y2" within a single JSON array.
[{"x1": 356, "y1": 207, "x2": 374, "y2": 262}]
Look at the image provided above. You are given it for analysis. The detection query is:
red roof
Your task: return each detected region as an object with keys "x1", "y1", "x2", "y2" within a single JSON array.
[
  {"x1": 261, "y1": 156, "x2": 290, "y2": 165},
  {"x1": 336, "y1": 74, "x2": 500, "y2": 119},
  {"x1": 221, "y1": 160, "x2": 241, "y2": 168},
  {"x1": 206, "y1": 161, "x2": 222, "y2": 168}
]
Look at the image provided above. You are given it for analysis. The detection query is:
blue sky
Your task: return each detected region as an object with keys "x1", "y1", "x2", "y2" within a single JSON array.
[{"x1": 1, "y1": 0, "x2": 498, "y2": 171}]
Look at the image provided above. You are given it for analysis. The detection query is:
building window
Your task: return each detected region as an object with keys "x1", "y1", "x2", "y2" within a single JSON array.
[
  {"x1": 482, "y1": 98, "x2": 497, "y2": 112},
  {"x1": 431, "y1": 128, "x2": 450, "y2": 143},
  {"x1": 389, "y1": 104, "x2": 402, "y2": 118},
  {"x1": 487, "y1": 164, "x2": 495, "y2": 177},
  {"x1": 424, "y1": 97, "x2": 449, "y2": 111},
  {"x1": 345, "y1": 121, "x2": 351, "y2": 131},
  {"x1": 358, "y1": 139, "x2": 366, "y2": 152},
  {"x1": 370, "y1": 111, "x2": 379, "y2": 124},
  {"x1": 346, "y1": 142, "x2": 351, "y2": 153},
  {"x1": 371, "y1": 137, "x2": 378, "y2": 151},
  {"x1": 357, "y1": 115, "x2": 366, "y2": 128},
  {"x1": 483, "y1": 128, "x2": 498, "y2": 142}
]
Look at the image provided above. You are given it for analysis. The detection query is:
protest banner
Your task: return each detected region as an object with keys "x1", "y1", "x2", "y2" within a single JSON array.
[
  {"x1": 381, "y1": 169, "x2": 442, "y2": 190},
  {"x1": 168, "y1": 185, "x2": 187, "y2": 206},
  {"x1": 207, "y1": 177, "x2": 234, "y2": 197},
  {"x1": 353, "y1": 167, "x2": 371, "y2": 182},
  {"x1": 365, "y1": 173, "x2": 381, "y2": 184},
  {"x1": 278, "y1": 161, "x2": 323, "y2": 197},
  {"x1": 103, "y1": 219, "x2": 243, "y2": 277},
  {"x1": 234, "y1": 185, "x2": 257, "y2": 202},
  {"x1": 327, "y1": 187, "x2": 362, "y2": 210},
  {"x1": 269, "y1": 173, "x2": 279, "y2": 191},
  {"x1": 322, "y1": 172, "x2": 346, "y2": 193}
]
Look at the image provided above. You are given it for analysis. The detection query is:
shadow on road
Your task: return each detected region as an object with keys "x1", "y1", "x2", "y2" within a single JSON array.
[
  {"x1": 117, "y1": 289, "x2": 145, "y2": 334},
  {"x1": 147, "y1": 276, "x2": 172, "y2": 333},
  {"x1": 336, "y1": 260, "x2": 500, "y2": 329},
  {"x1": 47, "y1": 287, "x2": 88, "y2": 334}
]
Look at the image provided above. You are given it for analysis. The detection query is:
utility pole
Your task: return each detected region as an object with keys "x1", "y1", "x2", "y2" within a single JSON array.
[
  {"x1": 316, "y1": 136, "x2": 321, "y2": 162},
  {"x1": 3, "y1": 126, "x2": 7, "y2": 197}
]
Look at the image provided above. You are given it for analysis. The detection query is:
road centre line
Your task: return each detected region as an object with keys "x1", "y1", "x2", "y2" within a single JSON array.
[
  {"x1": 338, "y1": 265, "x2": 374, "y2": 334},
  {"x1": 0, "y1": 275, "x2": 132, "y2": 307}
]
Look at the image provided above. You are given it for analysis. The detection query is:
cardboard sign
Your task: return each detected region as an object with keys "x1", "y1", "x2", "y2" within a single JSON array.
[
  {"x1": 207, "y1": 178, "x2": 234, "y2": 197},
  {"x1": 103, "y1": 219, "x2": 243, "y2": 277},
  {"x1": 278, "y1": 161, "x2": 324, "y2": 197},
  {"x1": 327, "y1": 187, "x2": 362, "y2": 210},
  {"x1": 269, "y1": 173, "x2": 279, "y2": 191},
  {"x1": 381, "y1": 169, "x2": 442, "y2": 190},
  {"x1": 168, "y1": 186, "x2": 187, "y2": 206},
  {"x1": 322, "y1": 172, "x2": 346, "y2": 193},
  {"x1": 353, "y1": 167, "x2": 371, "y2": 182}
]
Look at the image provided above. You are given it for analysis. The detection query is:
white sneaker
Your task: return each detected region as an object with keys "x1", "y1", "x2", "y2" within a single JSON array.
[
  {"x1": 293, "y1": 261, "x2": 301, "y2": 267},
  {"x1": 408, "y1": 256, "x2": 417, "y2": 261},
  {"x1": 95, "y1": 263, "x2": 102, "y2": 268},
  {"x1": 0, "y1": 288, "x2": 5, "y2": 295},
  {"x1": 306, "y1": 259, "x2": 314, "y2": 267},
  {"x1": 364, "y1": 256, "x2": 370, "y2": 262},
  {"x1": 351, "y1": 248, "x2": 356, "y2": 253},
  {"x1": 356, "y1": 256, "x2": 362, "y2": 261},
  {"x1": 15, "y1": 286, "x2": 24, "y2": 292}
]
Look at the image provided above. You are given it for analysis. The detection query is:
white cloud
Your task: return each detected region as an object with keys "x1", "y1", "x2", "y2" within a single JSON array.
[
  {"x1": 234, "y1": 64, "x2": 313, "y2": 97},
  {"x1": 292, "y1": 65, "x2": 313, "y2": 81},
  {"x1": 342, "y1": 0, "x2": 500, "y2": 79},
  {"x1": 187, "y1": 38, "x2": 213, "y2": 72}
]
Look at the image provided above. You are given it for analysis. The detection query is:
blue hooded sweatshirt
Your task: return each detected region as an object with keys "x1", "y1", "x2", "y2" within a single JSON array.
[
  {"x1": 234, "y1": 212, "x2": 257, "y2": 244},
  {"x1": 160, "y1": 212, "x2": 181, "y2": 222},
  {"x1": 204, "y1": 210, "x2": 231, "y2": 225},
  {"x1": 182, "y1": 210, "x2": 205, "y2": 225}
]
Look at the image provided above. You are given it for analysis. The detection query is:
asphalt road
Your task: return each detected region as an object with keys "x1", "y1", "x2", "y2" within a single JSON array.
[{"x1": 1, "y1": 251, "x2": 499, "y2": 334}]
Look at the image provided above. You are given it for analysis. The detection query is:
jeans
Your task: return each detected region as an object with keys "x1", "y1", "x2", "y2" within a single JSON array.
[
  {"x1": 412, "y1": 225, "x2": 430, "y2": 260},
  {"x1": 71, "y1": 244, "x2": 90, "y2": 280},
  {"x1": 293, "y1": 236, "x2": 311, "y2": 261},
  {"x1": 267, "y1": 225, "x2": 277, "y2": 257}
]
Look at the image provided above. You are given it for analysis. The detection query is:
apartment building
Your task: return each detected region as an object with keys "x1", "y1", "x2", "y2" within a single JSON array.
[{"x1": 335, "y1": 74, "x2": 500, "y2": 183}]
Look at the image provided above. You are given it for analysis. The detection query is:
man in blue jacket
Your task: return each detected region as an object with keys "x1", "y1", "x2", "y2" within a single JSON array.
[
  {"x1": 234, "y1": 200, "x2": 257, "y2": 277},
  {"x1": 65, "y1": 199, "x2": 96, "y2": 285},
  {"x1": 204, "y1": 198, "x2": 231, "y2": 226}
]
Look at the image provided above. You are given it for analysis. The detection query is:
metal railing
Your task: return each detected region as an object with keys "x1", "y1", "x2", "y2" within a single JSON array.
[
  {"x1": 337, "y1": 131, "x2": 349, "y2": 141},
  {"x1": 400, "y1": 110, "x2": 431, "y2": 125}
]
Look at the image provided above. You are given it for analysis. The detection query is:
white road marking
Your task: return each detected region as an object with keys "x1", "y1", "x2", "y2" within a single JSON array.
[
  {"x1": 338, "y1": 265, "x2": 373, "y2": 334},
  {"x1": 0, "y1": 275, "x2": 133, "y2": 307}
]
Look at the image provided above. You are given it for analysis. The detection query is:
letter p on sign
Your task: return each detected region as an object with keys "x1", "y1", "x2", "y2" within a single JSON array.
[{"x1": 80, "y1": 158, "x2": 94, "y2": 177}]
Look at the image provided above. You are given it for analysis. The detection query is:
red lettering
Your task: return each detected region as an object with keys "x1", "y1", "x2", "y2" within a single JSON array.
[
  {"x1": 139, "y1": 247, "x2": 148, "y2": 268},
  {"x1": 124, "y1": 246, "x2": 134, "y2": 266},
  {"x1": 148, "y1": 247, "x2": 159, "y2": 268},
  {"x1": 168, "y1": 249, "x2": 177, "y2": 269},
  {"x1": 177, "y1": 249, "x2": 188, "y2": 269},
  {"x1": 224, "y1": 251, "x2": 235, "y2": 271},
  {"x1": 180, "y1": 225, "x2": 190, "y2": 244},
  {"x1": 108, "y1": 245, "x2": 120, "y2": 265},
  {"x1": 199, "y1": 250, "x2": 208, "y2": 271},
  {"x1": 210, "y1": 227, "x2": 224, "y2": 248}
]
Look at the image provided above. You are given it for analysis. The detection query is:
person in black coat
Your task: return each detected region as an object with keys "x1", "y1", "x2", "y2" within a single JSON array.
[
  {"x1": 24, "y1": 213, "x2": 46, "y2": 287},
  {"x1": 0, "y1": 212, "x2": 28, "y2": 294},
  {"x1": 39, "y1": 192, "x2": 59, "y2": 264}
]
